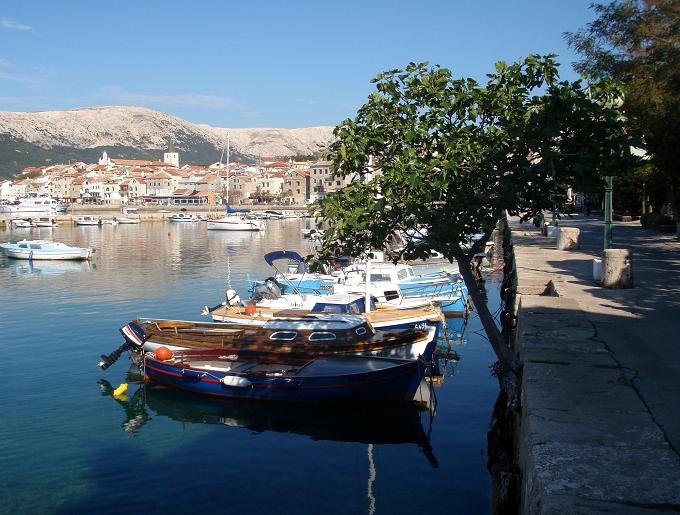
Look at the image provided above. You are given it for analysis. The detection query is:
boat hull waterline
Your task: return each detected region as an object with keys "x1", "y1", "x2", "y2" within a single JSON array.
[
  {"x1": 207, "y1": 217, "x2": 265, "y2": 231},
  {"x1": 144, "y1": 350, "x2": 426, "y2": 403}
]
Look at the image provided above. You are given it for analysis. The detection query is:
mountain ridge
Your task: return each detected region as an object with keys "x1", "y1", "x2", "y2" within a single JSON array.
[{"x1": 0, "y1": 106, "x2": 335, "y2": 176}]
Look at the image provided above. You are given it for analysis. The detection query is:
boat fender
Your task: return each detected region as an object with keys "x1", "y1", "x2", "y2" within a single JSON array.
[
  {"x1": 155, "y1": 346, "x2": 173, "y2": 361},
  {"x1": 220, "y1": 375, "x2": 252, "y2": 388},
  {"x1": 112, "y1": 383, "x2": 128, "y2": 398}
]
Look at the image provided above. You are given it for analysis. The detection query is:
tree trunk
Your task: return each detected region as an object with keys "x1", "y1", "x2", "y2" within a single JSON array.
[
  {"x1": 457, "y1": 256, "x2": 518, "y2": 369},
  {"x1": 670, "y1": 183, "x2": 679, "y2": 221}
]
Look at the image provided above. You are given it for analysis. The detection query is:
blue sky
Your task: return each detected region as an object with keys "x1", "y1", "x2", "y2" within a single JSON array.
[{"x1": 1, "y1": 1, "x2": 597, "y2": 128}]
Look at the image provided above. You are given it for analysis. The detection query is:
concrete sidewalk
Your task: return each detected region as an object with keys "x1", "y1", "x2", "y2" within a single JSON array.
[{"x1": 512, "y1": 215, "x2": 680, "y2": 513}]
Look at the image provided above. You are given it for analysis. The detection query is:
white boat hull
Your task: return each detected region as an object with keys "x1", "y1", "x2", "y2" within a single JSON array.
[
  {"x1": 0, "y1": 240, "x2": 93, "y2": 260},
  {"x1": 0, "y1": 202, "x2": 68, "y2": 215},
  {"x1": 11, "y1": 220, "x2": 33, "y2": 228},
  {"x1": 74, "y1": 217, "x2": 101, "y2": 226},
  {"x1": 207, "y1": 217, "x2": 264, "y2": 231},
  {"x1": 32, "y1": 219, "x2": 58, "y2": 227},
  {"x1": 2, "y1": 249, "x2": 91, "y2": 260}
]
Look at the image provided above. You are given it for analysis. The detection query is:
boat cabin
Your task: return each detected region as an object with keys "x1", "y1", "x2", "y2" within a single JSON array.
[{"x1": 309, "y1": 294, "x2": 377, "y2": 314}]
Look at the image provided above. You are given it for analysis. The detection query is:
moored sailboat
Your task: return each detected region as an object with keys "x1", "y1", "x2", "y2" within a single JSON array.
[{"x1": 207, "y1": 133, "x2": 265, "y2": 231}]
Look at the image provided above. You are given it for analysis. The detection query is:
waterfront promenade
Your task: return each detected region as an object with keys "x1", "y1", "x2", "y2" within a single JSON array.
[{"x1": 511, "y1": 215, "x2": 680, "y2": 513}]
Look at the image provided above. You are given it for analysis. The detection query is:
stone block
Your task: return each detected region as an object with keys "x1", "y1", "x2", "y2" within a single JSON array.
[
  {"x1": 556, "y1": 227, "x2": 580, "y2": 250},
  {"x1": 601, "y1": 248, "x2": 634, "y2": 289}
]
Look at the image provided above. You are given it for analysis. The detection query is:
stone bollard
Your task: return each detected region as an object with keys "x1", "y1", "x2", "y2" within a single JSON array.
[
  {"x1": 601, "y1": 249, "x2": 634, "y2": 288},
  {"x1": 556, "y1": 227, "x2": 580, "y2": 250}
]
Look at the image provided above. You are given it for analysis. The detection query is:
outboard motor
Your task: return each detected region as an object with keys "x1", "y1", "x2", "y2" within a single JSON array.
[
  {"x1": 251, "y1": 277, "x2": 282, "y2": 304},
  {"x1": 119, "y1": 321, "x2": 146, "y2": 349},
  {"x1": 225, "y1": 289, "x2": 241, "y2": 306},
  {"x1": 98, "y1": 342, "x2": 131, "y2": 370}
]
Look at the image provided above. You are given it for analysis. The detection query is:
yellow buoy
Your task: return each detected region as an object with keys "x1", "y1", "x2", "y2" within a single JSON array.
[{"x1": 112, "y1": 383, "x2": 128, "y2": 397}]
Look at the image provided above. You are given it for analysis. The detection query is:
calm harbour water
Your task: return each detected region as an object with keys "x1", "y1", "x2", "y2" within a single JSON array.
[{"x1": 0, "y1": 219, "x2": 500, "y2": 514}]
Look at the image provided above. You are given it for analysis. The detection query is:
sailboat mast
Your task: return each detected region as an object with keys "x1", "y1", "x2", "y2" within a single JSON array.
[{"x1": 226, "y1": 133, "x2": 230, "y2": 206}]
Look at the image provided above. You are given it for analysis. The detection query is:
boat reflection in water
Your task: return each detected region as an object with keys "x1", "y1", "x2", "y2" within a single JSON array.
[
  {"x1": 4, "y1": 259, "x2": 93, "y2": 276},
  {"x1": 99, "y1": 374, "x2": 439, "y2": 468}
]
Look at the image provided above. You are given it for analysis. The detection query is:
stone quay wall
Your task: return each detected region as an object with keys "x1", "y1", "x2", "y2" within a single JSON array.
[{"x1": 508, "y1": 217, "x2": 680, "y2": 514}]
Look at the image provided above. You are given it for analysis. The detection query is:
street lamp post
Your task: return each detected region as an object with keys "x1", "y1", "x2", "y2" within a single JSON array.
[{"x1": 604, "y1": 176, "x2": 613, "y2": 249}]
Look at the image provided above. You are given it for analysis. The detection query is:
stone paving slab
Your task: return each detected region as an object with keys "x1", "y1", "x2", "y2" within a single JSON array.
[{"x1": 512, "y1": 217, "x2": 680, "y2": 514}]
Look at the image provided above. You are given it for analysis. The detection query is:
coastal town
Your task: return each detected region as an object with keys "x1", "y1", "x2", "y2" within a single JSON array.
[
  {"x1": 0, "y1": 150, "x2": 347, "y2": 207},
  {"x1": 2, "y1": 1, "x2": 679, "y2": 513}
]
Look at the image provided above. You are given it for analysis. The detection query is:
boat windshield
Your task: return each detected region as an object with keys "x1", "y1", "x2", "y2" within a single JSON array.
[{"x1": 370, "y1": 273, "x2": 393, "y2": 282}]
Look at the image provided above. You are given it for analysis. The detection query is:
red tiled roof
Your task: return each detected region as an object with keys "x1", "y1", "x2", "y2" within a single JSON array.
[
  {"x1": 150, "y1": 171, "x2": 173, "y2": 179},
  {"x1": 173, "y1": 188, "x2": 194, "y2": 196}
]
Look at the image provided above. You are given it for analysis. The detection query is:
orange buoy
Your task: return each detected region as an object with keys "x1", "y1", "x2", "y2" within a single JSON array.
[
  {"x1": 244, "y1": 304, "x2": 257, "y2": 316},
  {"x1": 155, "y1": 346, "x2": 173, "y2": 361}
]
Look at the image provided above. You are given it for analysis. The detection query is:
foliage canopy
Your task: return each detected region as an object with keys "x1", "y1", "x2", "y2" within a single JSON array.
[
  {"x1": 315, "y1": 55, "x2": 635, "y2": 265},
  {"x1": 566, "y1": 0, "x2": 680, "y2": 217}
]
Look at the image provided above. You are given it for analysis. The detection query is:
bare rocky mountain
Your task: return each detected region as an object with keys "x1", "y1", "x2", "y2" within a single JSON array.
[{"x1": 0, "y1": 106, "x2": 335, "y2": 175}]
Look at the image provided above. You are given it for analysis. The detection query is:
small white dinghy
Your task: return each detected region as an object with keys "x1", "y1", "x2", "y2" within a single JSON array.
[
  {"x1": 32, "y1": 217, "x2": 58, "y2": 227},
  {"x1": 169, "y1": 213, "x2": 200, "y2": 222},
  {"x1": 116, "y1": 217, "x2": 140, "y2": 224},
  {"x1": 74, "y1": 216, "x2": 101, "y2": 226},
  {"x1": 11, "y1": 219, "x2": 33, "y2": 228},
  {"x1": 0, "y1": 239, "x2": 94, "y2": 260}
]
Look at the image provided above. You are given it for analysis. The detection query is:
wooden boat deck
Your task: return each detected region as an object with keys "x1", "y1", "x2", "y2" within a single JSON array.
[
  {"x1": 211, "y1": 304, "x2": 442, "y2": 323},
  {"x1": 135, "y1": 317, "x2": 431, "y2": 355},
  {"x1": 171, "y1": 354, "x2": 407, "y2": 377}
]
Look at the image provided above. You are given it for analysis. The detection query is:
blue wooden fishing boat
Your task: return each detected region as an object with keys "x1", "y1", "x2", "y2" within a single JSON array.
[{"x1": 143, "y1": 348, "x2": 425, "y2": 403}]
